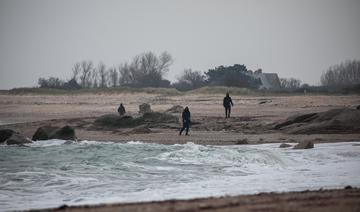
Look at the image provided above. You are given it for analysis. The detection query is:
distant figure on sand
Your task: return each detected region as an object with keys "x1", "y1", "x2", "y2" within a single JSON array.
[
  {"x1": 223, "y1": 93, "x2": 234, "y2": 118},
  {"x1": 118, "y1": 103, "x2": 126, "y2": 116},
  {"x1": 179, "y1": 107, "x2": 191, "y2": 135}
]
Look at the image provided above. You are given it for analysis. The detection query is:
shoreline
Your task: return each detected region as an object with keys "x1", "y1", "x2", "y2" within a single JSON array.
[{"x1": 31, "y1": 187, "x2": 360, "y2": 212}]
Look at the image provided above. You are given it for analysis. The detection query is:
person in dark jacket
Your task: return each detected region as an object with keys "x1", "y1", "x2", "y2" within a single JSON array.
[
  {"x1": 179, "y1": 106, "x2": 191, "y2": 135},
  {"x1": 117, "y1": 103, "x2": 126, "y2": 116},
  {"x1": 223, "y1": 93, "x2": 234, "y2": 118}
]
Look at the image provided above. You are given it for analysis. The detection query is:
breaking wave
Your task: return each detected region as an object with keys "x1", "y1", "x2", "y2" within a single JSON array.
[{"x1": 0, "y1": 140, "x2": 359, "y2": 211}]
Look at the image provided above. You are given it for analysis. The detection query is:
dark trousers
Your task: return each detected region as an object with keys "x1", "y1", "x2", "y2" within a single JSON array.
[
  {"x1": 225, "y1": 106, "x2": 231, "y2": 118},
  {"x1": 180, "y1": 121, "x2": 189, "y2": 135}
]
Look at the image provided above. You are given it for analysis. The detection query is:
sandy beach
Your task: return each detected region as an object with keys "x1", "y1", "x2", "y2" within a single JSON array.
[
  {"x1": 1, "y1": 92, "x2": 360, "y2": 211},
  {"x1": 1, "y1": 93, "x2": 359, "y2": 144}
]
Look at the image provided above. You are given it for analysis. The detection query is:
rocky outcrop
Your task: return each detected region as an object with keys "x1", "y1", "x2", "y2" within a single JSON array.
[
  {"x1": 139, "y1": 103, "x2": 152, "y2": 114},
  {"x1": 140, "y1": 112, "x2": 178, "y2": 124},
  {"x1": 274, "y1": 108, "x2": 360, "y2": 134},
  {"x1": 293, "y1": 141, "x2": 314, "y2": 149},
  {"x1": 127, "y1": 125, "x2": 152, "y2": 134},
  {"x1": 6, "y1": 133, "x2": 32, "y2": 145},
  {"x1": 32, "y1": 125, "x2": 76, "y2": 141},
  {"x1": 0, "y1": 129, "x2": 14, "y2": 143},
  {"x1": 95, "y1": 111, "x2": 178, "y2": 129},
  {"x1": 166, "y1": 105, "x2": 184, "y2": 113},
  {"x1": 279, "y1": 143, "x2": 292, "y2": 148},
  {"x1": 95, "y1": 114, "x2": 136, "y2": 127},
  {"x1": 0, "y1": 129, "x2": 32, "y2": 145}
]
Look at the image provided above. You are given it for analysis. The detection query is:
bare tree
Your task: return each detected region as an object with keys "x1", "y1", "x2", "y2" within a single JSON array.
[
  {"x1": 118, "y1": 63, "x2": 133, "y2": 85},
  {"x1": 174, "y1": 69, "x2": 205, "y2": 91},
  {"x1": 79, "y1": 60, "x2": 93, "y2": 88},
  {"x1": 96, "y1": 62, "x2": 108, "y2": 88},
  {"x1": 72, "y1": 62, "x2": 81, "y2": 83},
  {"x1": 158, "y1": 51, "x2": 173, "y2": 74},
  {"x1": 124, "y1": 51, "x2": 173, "y2": 87},
  {"x1": 91, "y1": 68, "x2": 98, "y2": 88},
  {"x1": 321, "y1": 60, "x2": 360, "y2": 87},
  {"x1": 108, "y1": 67, "x2": 118, "y2": 87}
]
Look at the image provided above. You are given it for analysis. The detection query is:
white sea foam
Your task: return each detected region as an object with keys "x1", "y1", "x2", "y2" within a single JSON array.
[{"x1": 0, "y1": 141, "x2": 359, "y2": 211}]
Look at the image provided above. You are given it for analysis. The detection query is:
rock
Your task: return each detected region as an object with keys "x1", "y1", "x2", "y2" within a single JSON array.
[
  {"x1": 293, "y1": 141, "x2": 314, "y2": 149},
  {"x1": 117, "y1": 103, "x2": 126, "y2": 116},
  {"x1": 95, "y1": 114, "x2": 136, "y2": 127},
  {"x1": 32, "y1": 126, "x2": 59, "y2": 140},
  {"x1": 235, "y1": 139, "x2": 248, "y2": 145},
  {"x1": 0, "y1": 129, "x2": 32, "y2": 145},
  {"x1": 166, "y1": 105, "x2": 184, "y2": 113},
  {"x1": 139, "y1": 103, "x2": 152, "y2": 114},
  {"x1": 0, "y1": 129, "x2": 15, "y2": 143},
  {"x1": 32, "y1": 125, "x2": 76, "y2": 141},
  {"x1": 95, "y1": 112, "x2": 178, "y2": 128},
  {"x1": 344, "y1": 185, "x2": 353, "y2": 189},
  {"x1": 279, "y1": 143, "x2": 292, "y2": 148},
  {"x1": 139, "y1": 112, "x2": 178, "y2": 124},
  {"x1": 51, "y1": 126, "x2": 76, "y2": 140},
  {"x1": 128, "y1": 125, "x2": 152, "y2": 134},
  {"x1": 274, "y1": 108, "x2": 360, "y2": 134},
  {"x1": 6, "y1": 133, "x2": 32, "y2": 145}
]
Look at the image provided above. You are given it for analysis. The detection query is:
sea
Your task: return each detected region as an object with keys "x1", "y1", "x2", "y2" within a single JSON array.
[{"x1": 0, "y1": 140, "x2": 360, "y2": 211}]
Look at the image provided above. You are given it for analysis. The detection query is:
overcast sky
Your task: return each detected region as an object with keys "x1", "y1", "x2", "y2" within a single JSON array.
[{"x1": 0, "y1": 0, "x2": 359, "y2": 89}]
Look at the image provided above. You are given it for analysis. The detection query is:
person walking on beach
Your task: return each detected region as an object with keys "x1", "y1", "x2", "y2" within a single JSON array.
[
  {"x1": 117, "y1": 103, "x2": 126, "y2": 116},
  {"x1": 179, "y1": 107, "x2": 191, "y2": 135},
  {"x1": 223, "y1": 92, "x2": 234, "y2": 118}
]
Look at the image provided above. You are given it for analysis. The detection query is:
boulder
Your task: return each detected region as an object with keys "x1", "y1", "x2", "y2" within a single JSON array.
[
  {"x1": 51, "y1": 126, "x2": 76, "y2": 140},
  {"x1": 235, "y1": 139, "x2": 249, "y2": 145},
  {"x1": 0, "y1": 129, "x2": 31, "y2": 145},
  {"x1": 32, "y1": 126, "x2": 58, "y2": 140},
  {"x1": 6, "y1": 133, "x2": 32, "y2": 145},
  {"x1": 166, "y1": 105, "x2": 184, "y2": 113},
  {"x1": 0, "y1": 129, "x2": 15, "y2": 143},
  {"x1": 293, "y1": 141, "x2": 314, "y2": 149},
  {"x1": 139, "y1": 103, "x2": 152, "y2": 114},
  {"x1": 279, "y1": 143, "x2": 292, "y2": 148},
  {"x1": 139, "y1": 112, "x2": 178, "y2": 124},
  {"x1": 32, "y1": 125, "x2": 76, "y2": 141}
]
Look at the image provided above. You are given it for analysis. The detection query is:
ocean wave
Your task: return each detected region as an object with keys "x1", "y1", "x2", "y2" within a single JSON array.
[{"x1": 0, "y1": 141, "x2": 359, "y2": 211}]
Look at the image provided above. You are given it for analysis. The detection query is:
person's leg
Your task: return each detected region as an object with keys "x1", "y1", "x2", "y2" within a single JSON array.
[
  {"x1": 225, "y1": 107, "x2": 228, "y2": 118},
  {"x1": 228, "y1": 107, "x2": 231, "y2": 118},
  {"x1": 179, "y1": 124, "x2": 185, "y2": 135},
  {"x1": 185, "y1": 122, "x2": 189, "y2": 135}
]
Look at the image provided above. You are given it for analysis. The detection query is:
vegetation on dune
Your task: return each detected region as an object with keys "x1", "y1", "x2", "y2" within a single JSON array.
[{"x1": 3, "y1": 49, "x2": 359, "y2": 95}]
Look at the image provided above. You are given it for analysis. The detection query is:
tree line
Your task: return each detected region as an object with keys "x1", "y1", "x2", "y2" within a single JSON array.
[
  {"x1": 38, "y1": 51, "x2": 359, "y2": 92},
  {"x1": 39, "y1": 51, "x2": 173, "y2": 89},
  {"x1": 321, "y1": 60, "x2": 360, "y2": 88}
]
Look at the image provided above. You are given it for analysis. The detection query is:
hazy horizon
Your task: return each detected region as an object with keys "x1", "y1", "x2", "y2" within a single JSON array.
[{"x1": 1, "y1": 0, "x2": 360, "y2": 89}]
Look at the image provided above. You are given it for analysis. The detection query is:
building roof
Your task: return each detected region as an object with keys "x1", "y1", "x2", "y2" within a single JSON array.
[{"x1": 256, "y1": 73, "x2": 281, "y2": 90}]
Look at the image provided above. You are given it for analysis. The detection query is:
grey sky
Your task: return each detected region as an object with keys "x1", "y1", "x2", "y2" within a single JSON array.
[{"x1": 0, "y1": 0, "x2": 359, "y2": 89}]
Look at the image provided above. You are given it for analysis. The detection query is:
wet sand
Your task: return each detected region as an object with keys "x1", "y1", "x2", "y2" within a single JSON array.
[{"x1": 34, "y1": 188, "x2": 360, "y2": 212}]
